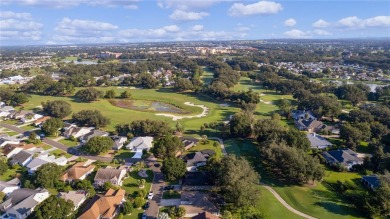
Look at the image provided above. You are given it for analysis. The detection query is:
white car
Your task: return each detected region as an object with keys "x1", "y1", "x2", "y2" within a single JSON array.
[{"x1": 147, "y1": 192, "x2": 154, "y2": 200}]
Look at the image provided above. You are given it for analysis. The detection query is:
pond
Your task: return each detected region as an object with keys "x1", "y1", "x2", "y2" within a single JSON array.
[
  {"x1": 62, "y1": 60, "x2": 97, "y2": 65},
  {"x1": 109, "y1": 99, "x2": 187, "y2": 114}
]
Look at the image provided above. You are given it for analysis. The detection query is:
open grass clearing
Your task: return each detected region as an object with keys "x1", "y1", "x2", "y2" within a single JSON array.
[{"x1": 201, "y1": 67, "x2": 215, "y2": 85}]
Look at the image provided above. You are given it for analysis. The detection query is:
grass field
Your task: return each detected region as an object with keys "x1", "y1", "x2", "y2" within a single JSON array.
[
  {"x1": 186, "y1": 140, "x2": 223, "y2": 159},
  {"x1": 201, "y1": 67, "x2": 214, "y2": 85},
  {"x1": 22, "y1": 87, "x2": 238, "y2": 136}
]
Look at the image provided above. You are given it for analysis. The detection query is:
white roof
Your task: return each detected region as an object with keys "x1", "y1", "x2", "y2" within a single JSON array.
[{"x1": 126, "y1": 136, "x2": 153, "y2": 151}]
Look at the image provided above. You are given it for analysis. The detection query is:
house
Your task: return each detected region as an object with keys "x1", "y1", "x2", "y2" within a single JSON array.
[
  {"x1": 183, "y1": 152, "x2": 208, "y2": 172},
  {"x1": 26, "y1": 158, "x2": 48, "y2": 175},
  {"x1": 78, "y1": 188, "x2": 125, "y2": 219},
  {"x1": 80, "y1": 130, "x2": 109, "y2": 143},
  {"x1": 60, "y1": 162, "x2": 95, "y2": 182},
  {"x1": 292, "y1": 110, "x2": 316, "y2": 121},
  {"x1": 9, "y1": 110, "x2": 33, "y2": 120},
  {"x1": 64, "y1": 126, "x2": 93, "y2": 139},
  {"x1": 0, "y1": 178, "x2": 20, "y2": 196},
  {"x1": 33, "y1": 116, "x2": 51, "y2": 127},
  {"x1": 182, "y1": 137, "x2": 198, "y2": 150},
  {"x1": 20, "y1": 113, "x2": 43, "y2": 124},
  {"x1": 57, "y1": 191, "x2": 87, "y2": 210},
  {"x1": 112, "y1": 136, "x2": 127, "y2": 150},
  {"x1": 192, "y1": 212, "x2": 220, "y2": 219},
  {"x1": 0, "y1": 188, "x2": 49, "y2": 219},
  {"x1": 10, "y1": 151, "x2": 33, "y2": 166},
  {"x1": 295, "y1": 119, "x2": 325, "y2": 132},
  {"x1": 362, "y1": 175, "x2": 381, "y2": 190},
  {"x1": 125, "y1": 136, "x2": 153, "y2": 151},
  {"x1": 322, "y1": 149, "x2": 363, "y2": 170},
  {"x1": 306, "y1": 133, "x2": 332, "y2": 149},
  {"x1": 0, "y1": 106, "x2": 15, "y2": 118},
  {"x1": 0, "y1": 136, "x2": 20, "y2": 147},
  {"x1": 94, "y1": 167, "x2": 126, "y2": 187},
  {"x1": 2, "y1": 145, "x2": 23, "y2": 158}
]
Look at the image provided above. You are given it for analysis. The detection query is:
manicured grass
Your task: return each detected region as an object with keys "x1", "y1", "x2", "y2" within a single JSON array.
[
  {"x1": 41, "y1": 144, "x2": 52, "y2": 150},
  {"x1": 114, "y1": 149, "x2": 135, "y2": 160},
  {"x1": 201, "y1": 67, "x2": 214, "y2": 85},
  {"x1": 0, "y1": 166, "x2": 22, "y2": 181},
  {"x1": 59, "y1": 139, "x2": 79, "y2": 147},
  {"x1": 186, "y1": 140, "x2": 223, "y2": 159},
  {"x1": 122, "y1": 169, "x2": 154, "y2": 219},
  {"x1": 20, "y1": 124, "x2": 37, "y2": 131},
  {"x1": 1, "y1": 120, "x2": 20, "y2": 125},
  {"x1": 162, "y1": 190, "x2": 181, "y2": 199},
  {"x1": 49, "y1": 149, "x2": 73, "y2": 158}
]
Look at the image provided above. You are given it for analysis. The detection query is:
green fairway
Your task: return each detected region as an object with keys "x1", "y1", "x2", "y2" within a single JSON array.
[
  {"x1": 23, "y1": 87, "x2": 239, "y2": 136},
  {"x1": 201, "y1": 67, "x2": 214, "y2": 85}
]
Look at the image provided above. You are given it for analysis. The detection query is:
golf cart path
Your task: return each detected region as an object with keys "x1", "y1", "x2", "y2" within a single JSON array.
[
  {"x1": 155, "y1": 102, "x2": 209, "y2": 121},
  {"x1": 216, "y1": 137, "x2": 317, "y2": 219}
]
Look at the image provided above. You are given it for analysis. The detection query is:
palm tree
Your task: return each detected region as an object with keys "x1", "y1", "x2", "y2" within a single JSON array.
[
  {"x1": 134, "y1": 161, "x2": 145, "y2": 172},
  {"x1": 137, "y1": 179, "x2": 146, "y2": 188}
]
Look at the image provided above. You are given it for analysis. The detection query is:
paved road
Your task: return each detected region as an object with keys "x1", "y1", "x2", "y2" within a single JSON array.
[
  {"x1": 0, "y1": 123, "x2": 112, "y2": 162},
  {"x1": 145, "y1": 157, "x2": 164, "y2": 218}
]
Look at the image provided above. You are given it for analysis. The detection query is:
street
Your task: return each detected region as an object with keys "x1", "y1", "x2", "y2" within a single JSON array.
[{"x1": 145, "y1": 157, "x2": 165, "y2": 218}]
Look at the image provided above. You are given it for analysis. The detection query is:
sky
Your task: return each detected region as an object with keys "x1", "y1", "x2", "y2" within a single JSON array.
[{"x1": 0, "y1": 0, "x2": 389, "y2": 46}]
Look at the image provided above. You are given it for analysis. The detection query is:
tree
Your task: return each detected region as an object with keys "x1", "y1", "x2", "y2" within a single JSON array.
[
  {"x1": 133, "y1": 197, "x2": 145, "y2": 208},
  {"x1": 10, "y1": 93, "x2": 30, "y2": 106},
  {"x1": 175, "y1": 122, "x2": 184, "y2": 133},
  {"x1": 42, "y1": 118, "x2": 64, "y2": 136},
  {"x1": 211, "y1": 155, "x2": 260, "y2": 208},
  {"x1": 122, "y1": 201, "x2": 133, "y2": 215},
  {"x1": 158, "y1": 212, "x2": 171, "y2": 219},
  {"x1": 151, "y1": 135, "x2": 183, "y2": 159},
  {"x1": 76, "y1": 179, "x2": 96, "y2": 197},
  {"x1": 0, "y1": 157, "x2": 8, "y2": 175},
  {"x1": 72, "y1": 110, "x2": 110, "y2": 127},
  {"x1": 35, "y1": 163, "x2": 63, "y2": 188},
  {"x1": 137, "y1": 179, "x2": 146, "y2": 188},
  {"x1": 230, "y1": 111, "x2": 253, "y2": 137},
  {"x1": 168, "y1": 206, "x2": 186, "y2": 218},
  {"x1": 31, "y1": 195, "x2": 75, "y2": 219},
  {"x1": 104, "y1": 89, "x2": 116, "y2": 99},
  {"x1": 174, "y1": 78, "x2": 193, "y2": 91},
  {"x1": 42, "y1": 100, "x2": 72, "y2": 119},
  {"x1": 0, "y1": 192, "x2": 5, "y2": 202},
  {"x1": 161, "y1": 157, "x2": 186, "y2": 181},
  {"x1": 136, "y1": 73, "x2": 159, "y2": 88},
  {"x1": 120, "y1": 90, "x2": 131, "y2": 99},
  {"x1": 29, "y1": 132, "x2": 39, "y2": 144},
  {"x1": 75, "y1": 87, "x2": 103, "y2": 102},
  {"x1": 134, "y1": 161, "x2": 145, "y2": 172},
  {"x1": 82, "y1": 136, "x2": 114, "y2": 155},
  {"x1": 276, "y1": 99, "x2": 293, "y2": 118}
]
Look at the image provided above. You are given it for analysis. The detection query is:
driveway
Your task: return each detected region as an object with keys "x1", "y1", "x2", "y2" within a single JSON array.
[
  {"x1": 0, "y1": 123, "x2": 112, "y2": 162},
  {"x1": 145, "y1": 156, "x2": 165, "y2": 218}
]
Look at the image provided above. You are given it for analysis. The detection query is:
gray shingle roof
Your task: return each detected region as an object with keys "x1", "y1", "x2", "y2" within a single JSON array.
[
  {"x1": 323, "y1": 149, "x2": 363, "y2": 166},
  {"x1": 11, "y1": 150, "x2": 33, "y2": 164},
  {"x1": 306, "y1": 133, "x2": 332, "y2": 148}
]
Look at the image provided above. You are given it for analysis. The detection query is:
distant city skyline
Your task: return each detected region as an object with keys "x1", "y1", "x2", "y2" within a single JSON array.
[{"x1": 1, "y1": 0, "x2": 389, "y2": 45}]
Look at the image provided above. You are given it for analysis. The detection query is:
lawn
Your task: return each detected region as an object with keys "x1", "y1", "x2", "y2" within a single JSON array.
[
  {"x1": 20, "y1": 124, "x2": 38, "y2": 131},
  {"x1": 122, "y1": 169, "x2": 154, "y2": 219},
  {"x1": 186, "y1": 140, "x2": 223, "y2": 159},
  {"x1": 59, "y1": 139, "x2": 79, "y2": 147},
  {"x1": 22, "y1": 87, "x2": 239, "y2": 136},
  {"x1": 200, "y1": 67, "x2": 214, "y2": 85},
  {"x1": 114, "y1": 149, "x2": 135, "y2": 160},
  {"x1": 49, "y1": 149, "x2": 73, "y2": 158},
  {"x1": 0, "y1": 166, "x2": 22, "y2": 181}
]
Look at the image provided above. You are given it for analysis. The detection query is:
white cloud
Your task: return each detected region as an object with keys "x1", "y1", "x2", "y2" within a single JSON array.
[
  {"x1": 162, "y1": 25, "x2": 180, "y2": 32},
  {"x1": 284, "y1": 18, "x2": 296, "y2": 27},
  {"x1": 0, "y1": 11, "x2": 43, "y2": 42},
  {"x1": 312, "y1": 19, "x2": 330, "y2": 28},
  {"x1": 157, "y1": 0, "x2": 222, "y2": 10},
  {"x1": 228, "y1": 1, "x2": 282, "y2": 16},
  {"x1": 314, "y1": 29, "x2": 332, "y2": 36},
  {"x1": 0, "y1": 11, "x2": 32, "y2": 20},
  {"x1": 1, "y1": 0, "x2": 140, "y2": 9},
  {"x1": 55, "y1": 18, "x2": 118, "y2": 36},
  {"x1": 283, "y1": 29, "x2": 311, "y2": 39},
  {"x1": 169, "y1": 10, "x2": 209, "y2": 21},
  {"x1": 191, "y1": 25, "x2": 204, "y2": 31},
  {"x1": 337, "y1": 16, "x2": 390, "y2": 28}
]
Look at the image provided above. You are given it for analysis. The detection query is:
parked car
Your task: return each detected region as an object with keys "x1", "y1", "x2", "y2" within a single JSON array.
[
  {"x1": 142, "y1": 213, "x2": 147, "y2": 219},
  {"x1": 144, "y1": 202, "x2": 150, "y2": 209},
  {"x1": 164, "y1": 186, "x2": 174, "y2": 191},
  {"x1": 154, "y1": 163, "x2": 161, "y2": 167},
  {"x1": 147, "y1": 192, "x2": 154, "y2": 200}
]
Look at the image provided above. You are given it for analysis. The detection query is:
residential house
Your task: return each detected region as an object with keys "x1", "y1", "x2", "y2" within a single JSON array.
[
  {"x1": 291, "y1": 110, "x2": 316, "y2": 121},
  {"x1": 0, "y1": 136, "x2": 20, "y2": 147},
  {"x1": 182, "y1": 137, "x2": 198, "y2": 150},
  {"x1": 322, "y1": 149, "x2": 363, "y2": 170},
  {"x1": 60, "y1": 162, "x2": 95, "y2": 182},
  {"x1": 183, "y1": 152, "x2": 208, "y2": 172},
  {"x1": 78, "y1": 188, "x2": 125, "y2": 219},
  {"x1": 33, "y1": 116, "x2": 51, "y2": 127},
  {"x1": 0, "y1": 178, "x2": 20, "y2": 196},
  {"x1": 20, "y1": 113, "x2": 43, "y2": 124},
  {"x1": 94, "y1": 167, "x2": 126, "y2": 187},
  {"x1": 0, "y1": 106, "x2": 15, "y2": 118},
  {"x1": 64, "y1": 126, "x2": 93, "y2": 139},
  {"x1": 125, "y1": 136, "x2": 153, "y2": 152},
  {"x1": 362, "y1": 175, "x2": 381, "y2": 190},
  {"x1": 295, "y1": 119, "x2": 325, "y2": 132},
  {"x1": 0, "y1": 188, "x2": 49, "y2": 219},
  {"x1": 112, "y1": 136, "x2": 127, "y2": 150},
  {"x1": 306, "y1": 133, "x2": 332, "y2": 149},
  {"x1": 192, "y1": 212, "x2": 220, "y2": 219},
  {"x1": 57, "y1": 191, "x2": 87, "y2": 210},
  {"x1": 10, "y1": 151, "x2": 33, "y2": 166},
  {"x1": 26, "y1": 158, "x2": 48, "y2": 175},
  {"x1": 80, "y1": 130, "x2": 109, "y2": 143},
  {"x1": 9, "y1": 110, "x2": 33, "y2": 120},
  {"x1": 2, "y1": 144, "x2": 35, "y2": 158}
]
